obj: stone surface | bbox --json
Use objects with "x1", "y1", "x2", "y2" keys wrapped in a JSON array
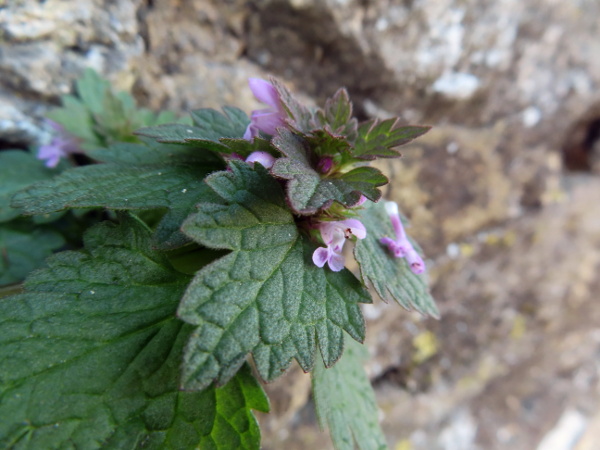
[{"x1": 1, "y1": 0, "x2": 600, "y2": 449}]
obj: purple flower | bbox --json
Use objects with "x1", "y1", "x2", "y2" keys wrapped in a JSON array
[
  {"x1": 37, "y1": 120, "x2": 80, "y2": 168},
  {"x1": 244, "y1": 78, "x2": 287, "y2": 140},
  {"x1": 316, "y1": 156, "x2": 333, "y2": 174},
  {"x1": 380, "y1": 201, "x2": 425, "y2": 274},
  {"x1": 245, "y1": 151, "x2": 276, "y2": 169},
  {"x1": 355, "y1": 194, "x2": 368, "y2": 207},
  {"x1": 312, "y1": 219, "x2": 367, "y2": 272}
]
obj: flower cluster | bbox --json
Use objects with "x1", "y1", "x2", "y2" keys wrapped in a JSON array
[
  {"x1": 312, "y1": 219, "x2": 367, "y2": 271},
  {"x1": 243, "y1": 78, "x2": 427, "y2": 274}
]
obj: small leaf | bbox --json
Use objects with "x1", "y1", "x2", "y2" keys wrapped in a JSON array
[
  {"x1": 314, "y1": 88, "x2": 358, "y2": 140},
  {"x1": 354, "y1": 201, "x2": 438, "y2": 317},
  {"x1": 353, "y1": 118, "x2": 430, "y2": 160},
  {"x1": 269, "y1": 77, "x2": 313, "y2": 133},
  {"x1": 0, "y1": 151, "x2": 56, "y2": 222},
  {"x1": 0, "y1": 215, "x2": 268, "y2": 449},
  {"x1": 312, "y1": 336, "x2": 388, "y2": 450},
  {"x1": 0, "y1": 222, "x2": 65, "y2": 285},
  {"x1": 178, "y1": 162, "x2": 370, "y2": 390},
  {"x1": 49, "y1": 69, "x2": 177, "y2": 151},
  {"x1": 272, "y1": 129, "x2": 387, "y2": 214}
]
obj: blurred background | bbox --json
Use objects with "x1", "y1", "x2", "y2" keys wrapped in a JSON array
[{"x1": 1, "y1": 1, "x2": 599, "y2": 448}]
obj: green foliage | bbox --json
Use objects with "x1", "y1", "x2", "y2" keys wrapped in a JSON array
[
  {"x1": 12, "y1": 143, "x2": 223, "y2": 250},
  {"x1": 314, "y1": 88, "x2": 358, "y2": 140},
  {"x1": 312, "y1": 336, "x2": 388, "y2": 450},
  {"x1": 354, "y1": 201, "x2": 438, "y2": 317},
  {"x1": 136, "y1": 107, "x2": 251, "y2": 155},
  {"x1": 47, "y1": 68, "x2": 177, "y2": 151},
  {"x1": 2, "y1": 70, "x2": 439, "y2": 450},
  {"x1": 0, "y1": 223, "x2": 65, "y2": 285},
  {"x1": 272, "y1": 129, "x2": 387, "y2": 214},
  {"x1": 269, "y1": 77, "x2": 313, "y2": 133},
  {"x1": 0, "y1": 150, "x2": 56, "y2": 222},
  {"x1": 0, "y1": 215, "x2": 268, "y2": 449},
  {"x1": 177, "y1": 162, "x2": 371, "y2": 390},
  {"x1": 353, "y1": 118, "x2": 430, "y2": 160}
]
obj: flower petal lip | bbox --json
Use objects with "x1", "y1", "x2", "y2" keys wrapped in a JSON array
[
  {"x1": 327, "y1": 251, "x2": 345, "y2": 272},
  {"x1": 246, "y1": 151, "x2": 276, "y2": 169},
  {"x1": 312, "y1": 247, "x2": 330, "y2": 268}
]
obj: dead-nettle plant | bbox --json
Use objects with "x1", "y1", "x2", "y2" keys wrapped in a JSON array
[{"x1": 0, "y1": 70, "x2": 438, "y2": 449}]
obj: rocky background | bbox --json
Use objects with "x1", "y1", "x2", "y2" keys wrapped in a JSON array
[{"x1": 2, "y1": 1, "x2": 600, "y2": 449}]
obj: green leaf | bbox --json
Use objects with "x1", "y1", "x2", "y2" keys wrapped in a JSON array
[
  {"x1": 312, "y1": 336, "x2": 388, "y2": 450},
  {"x1": 190, "y1": 107, "x2": 250, "y2": 140},
  {"x1": 272, "y1": 129, "x2": 387, "y2": 214},
  {"x1": 0, "y1": 222, "x2": 65, "y2": 285},
  {"x1": 269, "y1": 77, "x2": 313, "y2": 133},
  {"x1": 0, "y1": 151, "x2": 57, "y2": 222},
  {"x1": 0, "y1": 215, "x2": 268, "y2": 449},
  {"x1": 314, "y1": 88, "x2": 358, "y2": 140},
  {"x1": 353, "y1": 118, "x2": 430, "y2": 160},
  {"x1": 76, "y1": 68, "x2": 111, "y2": 115},
  {"x1": 354, "y1": 201, "x2": 438, "y2": 317},
  {"x1": 178, "y1": 161, "x2": 370, "y2": 390},
  {"x1": 48, "y1": 69, "x2": 177, "y2": 151},
  {"x1": 12, "y1": 154, "x2": 222, "y2": 250},
  {"x1": 86, "y1": 140, "x2": 223, "y2": 166},
  {"x1": 136, "y1": 107, "x2": 250, "y2": 154}
]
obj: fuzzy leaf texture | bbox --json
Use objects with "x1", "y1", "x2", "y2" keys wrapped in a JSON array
[
  {"x1": 314, "y1": 88, "x2": 358, "y2": 140},
  {"x1": 313, "y1": 336, "x2": 387, "y2": 450},
  {"x1": 12, "y1": 141, "x2": 223, "y2": 249},
  {"x1": 354, "y1": 201, "x2": 438, "y2": 317},
  {"x1": 272, "y1": 129, "x2": 387, "y2": 214},
  {"x1": 136, "y1": 107, "x2": 252, "y2": 155},
  {"x1": 353, "y1": 118, "x2": 431, "y2": 160},
  {"x1": 178, "y1": 161, "x2": 371, "y2": 390},
  {"x1": 0, "y1": 215, "x2": 269, "y2": 449}
]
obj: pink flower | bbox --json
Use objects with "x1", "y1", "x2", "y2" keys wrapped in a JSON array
[
  {"x1": 37, "y1": 120, "x2": 80, "y2": 168},
  {"x1": 243, "y1": 78, "x2": 287, "y2": 140},
  {"x1": 312, "y1": 219, "x2": 367, "y2": 272},
  {"x1": 380, "y1": 201, "x2": 425, "y2": 274},
  {"x1": 245, "y1": 151, "x2": 275, "y2": 169}
]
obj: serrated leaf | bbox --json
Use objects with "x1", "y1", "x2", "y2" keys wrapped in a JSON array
[
  {"x1": 0, "y1": 215, "x2": 268, "y2": 449},
  {"x1": 177, "y1": 161, "x2": 370, "y2": 390},
  {"x1": 313, "y1": 336, "x2": 388, "y2": 450},
  {"x1": 272, "y1": 129, "x2": 387, "y2": 214},
  {"x1": 136, "y1": 107, "x2": 250, "y2": 154},
  {"x1": 0, "y1": 151, "x2": 56, "y2": 222},
  {"x1": 12, "y1": 156, "x2": 222, "y2": 250},
  {"x1": 354, "y1": 201, "x2": 438, "y2": 317},
  {"x1": 269, "y1": 77, "x2": 313, "y2": 133},
  {"x1": 190, "y1": 107, "x2": 249, "y2": 140},
  {"x1": 353, "y1": 118, "x2": 430, "y2": 160},
  {"x1": 0, "y1": 223, "x2": 65, "y2": 285},
  {"x1": 314, "y1": 88, "x2": 358, "y2": 140}
]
